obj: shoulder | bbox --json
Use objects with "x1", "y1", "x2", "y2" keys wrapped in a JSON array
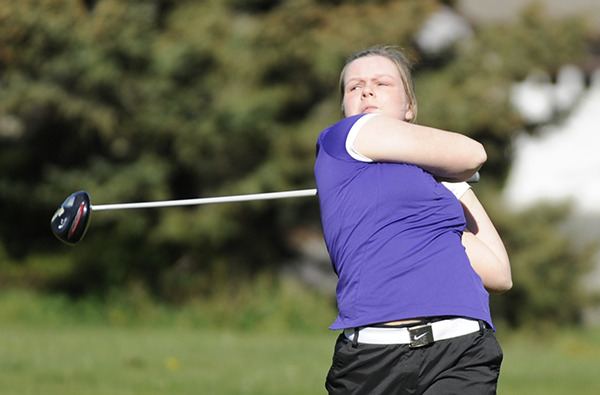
[
  {"x1": 318, "y1": 114, "x2": 376, "y2": 161},
  {"x1": 319, "y1": 114, "x2": 368, "y2": 139}
]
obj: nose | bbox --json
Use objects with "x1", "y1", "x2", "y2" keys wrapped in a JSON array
[{"x1": 362, "y1": 84, "x2": 374, "y2": 98}]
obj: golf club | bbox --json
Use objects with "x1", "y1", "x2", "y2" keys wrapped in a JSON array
[
  {"x1": 50, "y1": 188, "x2": 317, "y2": 245},
  {"x1": 50, "y1": 172, "x2": 480, "y2": 246}
]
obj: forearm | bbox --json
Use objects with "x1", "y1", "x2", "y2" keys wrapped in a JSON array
[
  {"x1": 406, "y1": 122, "x2": 486, "y2": 181},
  {"x1": 462, "y1": 231, "x2": 512, "y2": 293},
  {"x1": 460, "y1": 189, "x2": 512, "y2": 293}
]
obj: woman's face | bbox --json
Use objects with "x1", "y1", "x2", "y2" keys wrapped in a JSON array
[{"x1": 342, "y1": 55, "x2": 413, "y2": 121}]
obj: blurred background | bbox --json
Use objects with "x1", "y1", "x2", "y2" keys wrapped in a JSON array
[{"x1": 1, "y1": 0, "x2": 599, "y2": 394}]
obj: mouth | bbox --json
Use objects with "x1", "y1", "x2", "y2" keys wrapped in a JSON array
[{"x1": 361, "y1": 106, "x2": 379, "y2": 113}]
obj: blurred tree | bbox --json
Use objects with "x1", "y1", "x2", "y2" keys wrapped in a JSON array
[
  {"x1": 0, "y1": 0, "x2": 595, "y2": 327},
  {"x1": 486, "y1": 200, "x2": 596, "y2": 327}
]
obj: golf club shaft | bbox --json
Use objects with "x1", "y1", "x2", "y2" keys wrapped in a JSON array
[
  {"x1": 91, "y1": 188, "x2": 318, "y2": 211},
  {"x1": 90, "y1": 172, "x2": 479, "y2": 212}
]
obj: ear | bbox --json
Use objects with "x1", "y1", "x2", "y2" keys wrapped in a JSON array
[{"x1": 404, "y1": 108, "x2": 415, "y2": 121}]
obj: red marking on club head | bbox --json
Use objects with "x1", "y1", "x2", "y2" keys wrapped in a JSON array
[{"x1": 68, "y1": 201, "x2": 87, "y2": 239}]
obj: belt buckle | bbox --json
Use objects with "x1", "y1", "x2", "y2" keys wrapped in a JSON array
[{"x1": 408, "y1": 324, "x2": 434, "y2": 348}]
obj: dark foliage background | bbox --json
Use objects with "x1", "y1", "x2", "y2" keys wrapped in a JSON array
[{"x1": 0, "y1": 0, "x2": 596, "y2": 328}]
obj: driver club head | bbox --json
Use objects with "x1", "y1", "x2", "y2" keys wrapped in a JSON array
[{"x1": 51, "y1": 191, "x2": 92, "y2": 245}]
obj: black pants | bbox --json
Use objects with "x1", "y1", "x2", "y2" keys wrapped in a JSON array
[{"x1": 325, "y1": 328, "x2": 503, "y2": 395}]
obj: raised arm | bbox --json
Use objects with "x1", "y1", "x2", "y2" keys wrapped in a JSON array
[
  {"x1": 459, "y1": 189, "x2": 512, "y2": 293},
  {"x1": 353, "y1": 115, "x2": 486, "y2": 181}
]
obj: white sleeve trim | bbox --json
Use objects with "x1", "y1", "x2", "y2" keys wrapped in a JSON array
[
  {"x1": 441, "y1": 181, "x2": 471, "y2": 199},
  {"x1": 345, "y1": 113, "x2": 377, "y2": 162}
]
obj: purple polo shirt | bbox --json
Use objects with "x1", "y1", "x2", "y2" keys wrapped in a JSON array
[{"x1": 314, "y1": 114, "x2": 492, "y2": 330}]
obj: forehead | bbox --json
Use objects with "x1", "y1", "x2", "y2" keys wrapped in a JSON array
[{"x1": 344, "y1": 55, "x2": 401, "y2": 82}]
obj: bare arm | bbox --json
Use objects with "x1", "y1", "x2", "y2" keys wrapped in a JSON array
[
  {"x1": 353, "y1": 115, "x2": 486, "y2": 181},
  {"x1": 459, "y1": 189, "x2": 512, "y2": 293}
]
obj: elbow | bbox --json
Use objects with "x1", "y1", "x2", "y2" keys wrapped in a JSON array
[
  {"x1": 476, "y1": 143, "x2": 487, "y2": 169},
  {"x1": 497, "y1": 278, "x2": 513, "y2": 294},
  {"x1": 452, "y1": 143, "x2": 487, "y2": 182},
  {"x1": 486, "y1": 259, "x2": 513, "y2": 294},
  {"x1": 489, "y1": 275, "x2": 513, "y2": 294},
  {"x1": 469, "y1": 142, "x2": 487, "y2": 174}
]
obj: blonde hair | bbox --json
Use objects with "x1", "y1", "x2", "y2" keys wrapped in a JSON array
[{"x1": 339, "y1": 45, "x2": 418, "y2": 122}]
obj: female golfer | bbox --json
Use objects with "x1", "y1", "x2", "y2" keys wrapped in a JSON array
[{"x1": 314, "y1": 45, "x2": 511, "y2": 394}]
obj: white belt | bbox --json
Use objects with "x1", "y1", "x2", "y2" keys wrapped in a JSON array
[{"x1": 344, "y1": 318, "x2": 482, "y2": 347}]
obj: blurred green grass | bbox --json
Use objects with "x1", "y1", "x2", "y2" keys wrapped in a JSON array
[
  {"x1": 498, "y1": 328, "x2": 600, "y2": 395},
  {"x1": 1, "y1": 289, "x2": 600, "y2": 394},
  {"x1": 0, "y1": 326, "x2": 336, "y2": 395},
  {"x1": 2, "y1": 325, "x2": 600, "y2": 394}
]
